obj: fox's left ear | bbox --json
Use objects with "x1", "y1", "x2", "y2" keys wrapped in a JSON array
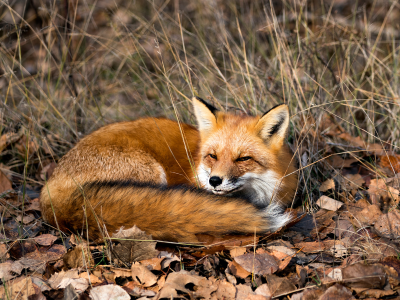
[
  {"x1": 255, "y1": 104, "x2": 290, "y2": 144},
  {"x1": 192, "y1": 97, "x2": 218, "y2": 139}
]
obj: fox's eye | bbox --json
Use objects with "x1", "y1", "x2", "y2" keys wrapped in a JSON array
[
  {"x1": 209, "y1": 154, "x2": 217, "y2": 159},
  {"x1": 236, "y1": 156, "x2": 252, "y2": 162}
]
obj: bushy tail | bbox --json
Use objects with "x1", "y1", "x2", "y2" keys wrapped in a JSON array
[{"x1": 41, "y1": 181, "x2": 291, "y2": 243}]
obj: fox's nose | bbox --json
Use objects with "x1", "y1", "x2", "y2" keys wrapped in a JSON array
[{"x1": 209, "y1": 176, "x2": 223, "y2": 187}]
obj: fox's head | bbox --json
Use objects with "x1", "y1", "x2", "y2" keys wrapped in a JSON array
[{"x1": 192, "y1": 97, "x2": 297, "y2": 207}]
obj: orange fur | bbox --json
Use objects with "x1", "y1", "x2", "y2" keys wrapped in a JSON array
[{"x1": 40, "y1": 97, "x2": 298, "y2": 242}]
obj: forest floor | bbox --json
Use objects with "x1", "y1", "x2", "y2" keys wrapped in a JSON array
[{"x1": 1, "y1": 0, "x2": 400, "y2": 299}]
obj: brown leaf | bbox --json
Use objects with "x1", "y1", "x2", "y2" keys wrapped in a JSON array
[
  {"x1": 131, "y1": 263, "x2": 158, "y2": 287},
  {"x1": 269, "y1": 250, "x2": 291, "y2": 271},
  {"x1": 320, "y1": 179, "x2": 335, "y2": 192},
  {"x1": 296, "y1": 241, "x2": 325, "y2": 253},
  {"x1": 342, "y1": 263, "x2": 386, "y2": 289},
  {"x1": 139, "y1": 257, "x2": 164, "y2": 271},
  {"x1": 0, "y1": 276, "x2": 36, "y2": 299},
  {"x1": 16, "y1": 214, "x2": 35, "y2": 224},
  {"x1": 352, "y1": 287, "x2": 396, "y2": 298},
  {"x1": 329, "y1": 156, "x2": 358, "y2": 168},
  {"x1": 375, "y1": 209, "x2": 400, "y2": 238},
  {"x1": 0, "y1": 131, "x2": 23, "y2": 153},
  {"x1": 48, "y1": 269, "x2": 79, "y2": 289},
  {"x1": 265, "y1": 274, "x2": 296, "y2": 297},
  {"x1": 25, "y1": 198, "x2": 41, "y2": 212},
  {"x1": 341, "y1": 174, "x2": 365, "y2": 191},
  {"x1": 354, "y1": 204, "x2": 382, "y2": 226},
  {"x1": 316, "y1": 196, "x2": 343, "y2": 211},
  {"x1": 18, "y1": 244, "x2": 67, "y2": 273},
  {"x1": 90, "y1": 285, "x2": 130, "y2": 300},
  {"x1": 380, "y1": 155, "x2": 400, "y2": 173},
  {"x1": 157, "y1": 271, "x2": 218, "y2": 299},
  {"x1": 34, "y1": 234, "x2": 57, "y2": 246},
  {"x1": 337, "y1": 133, "x2": 364, "y2": 148},
  {"x1": 79, "y1": 272, "x2": 102, "y2": 284},
  {"x1": 230, "y1": 246, "x2": 247, "y2": 258},
  {"x1": 0, "y1": 260, "x2": 23, "y2": 281},
  {"x1": 212, "y1": 280, "x2": 237, "y2": 299},
  {"x1": 368, "y1": 178, "x2": 399, "y2": 205},
  {"x1": 63, "y1": 245, "x2": 93, "y2": 269},
  {"x1": 320, "y1": 284, "x2": 354, "y2": 300},
  {"x1": 236, "y1": 284, "x2": 255, "y2": 300},
  {"x1": 112, "y1": 225, "x2": 158, "y2": 264},
  {"x1": 234, "y1": 253, "x2": 278, "y2": 275},
  {"x1": 228, "y1": 260, "x2": 251, "y2": 278},
  {"x1": 0, "y1": 170, "x2": 12, "y2": 194}
]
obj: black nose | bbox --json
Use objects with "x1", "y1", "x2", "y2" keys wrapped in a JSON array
[{"x1": 209, "y1": 176, "x2": 223, "y2": 187}]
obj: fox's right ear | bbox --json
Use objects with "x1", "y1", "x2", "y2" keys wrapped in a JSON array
[
  {"x1": 255, "y1": 104, "x2": 290, "y2": 145},
  {"x1": 192, "y1": 97, "x2": 218, "y2": 139}
]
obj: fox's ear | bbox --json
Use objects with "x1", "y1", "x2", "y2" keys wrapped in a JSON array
[
  {"x1": 255, "y1": 104, "x2": 290, "y2": 144},
  {"x1": 192, "y1": 97, "x2": 218, "y2": 138}
]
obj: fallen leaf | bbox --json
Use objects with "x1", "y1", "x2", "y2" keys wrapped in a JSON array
[
  {"x1": 213, "y1": 280, "x2": 236, "y2": 299},
  {"x1": 139, "y1": 257, "x2": 164, "y2": 271},
  {"x1": 341, "y1": 174, "x2": 365, "y2": 191},
  {"x1": 34, "y1": 234, "x2": 57, "y2": 246},
  {"x1": 112, "y1": 225, "x2": 158, "y2": 264},
  {"x1": 236, "y1": 284, "x2": 255, "y2": 300},
  {"x1": 380, "y1": 155, "x2": 400, "y2": 173},
  {"x1": 342, "y1": 263, "x2": 386, "y2": 289},
  {"x1": 63, "y1": 245, "x2": 93, "y2": 269},
  {"x1": 16, "y1": 214, "x2": 35, "y2": 224},
  {"x1": 269, "y1": 250, "x2": 291, "y2": 271},
  {"x1": 255, "y1": 284, "x2": 272, "y2": 298},
  {"x1": 366, "y1": 143, "x2": 386, "y2": 156},
  {"x1": 0, "y1": 276, "x2": 36, "y2": 299},
  {"x1": 234, "y1": 253, "x2": 278, "y2": 275},
  {"x1": 375, "y1": 209, "x2": 400, "y2": 238},
  {"x1": 354, "y1": 204, "x2": 382, "y2": 226},
  {"x1": 296, "y1": 241, "x2": 325, "y2": 253},
  {"x1": 79, "y1": 272, "x2": 102, "y2": 284},
  {"x1": 320, "y1": 284, "x2": 354, "y2": 300},
  {"x1": 89, "y1": 284, "x2": 130, "y2": 300},
  {"x1": 265, "y1": 274, "x2": 296, "y2": 297},
  {"x1": 0, "y1": 170, "x2": 12, "y2": 194},
  {"x1": 327, "y1": 268, "x2": 343, "y2": 280},
  {"x1": 330, "y1": 244, "x2": 348, "y2": 258},
  {"x1": 316, "y1": 196, "x2": 343, "y2": 211},
  {"x1": 329, "y1": 156, "x2": 358, "y2": 168},
  {"x1": 157, "y1": 270, "x2": 218, "y2": 299},
  {"x1": 230, "y1": 247, "x2": 247, "y2": 258},
  {"x1": 25, "y1": 198, "x2": 41, "y2": 212},
  {"x1": 0, "y1": 131, "x2": 23, "y2": 153},
  {"x1": 228, "y1": 260, "x2": 251, "y2": 278},
  {"x1": 57, "y1": 277, "x2": 89, "y2": 294},
  {"x1": 131, "y1": 263, "x2": 158, "y2": 287},
  {"x1": 320, "y1": 179, "x2": 336, "y2": 192},
  {"x1": 48, "y1": 269, "x2": 79, "y2": 289},
  {"x1": 17, "y1": 244, "x2": 66, "y2": 273},
  {"x1": 0, "y1": 260, "x2": 23, "y2": 281},
  {"x1": 337, "y1": 133, "x2": 364, "y2": 148}
]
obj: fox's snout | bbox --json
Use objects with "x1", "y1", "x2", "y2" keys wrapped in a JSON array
[{"x1": 209, "y1": 176, "x2": 223, "y2": 187}]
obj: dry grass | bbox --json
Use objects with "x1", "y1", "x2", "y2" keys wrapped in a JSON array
[{"x1": 1, "y1": 0, "x2": 400, "y2": 239}]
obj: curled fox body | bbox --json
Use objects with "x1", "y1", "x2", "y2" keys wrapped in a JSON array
[{"x1": 40, "y1": 97, "x2": 298, "y2": 242}]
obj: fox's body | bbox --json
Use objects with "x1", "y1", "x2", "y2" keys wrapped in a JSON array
[{"x1": 40, "y1": 98, "x2": 298, "y2": 242}]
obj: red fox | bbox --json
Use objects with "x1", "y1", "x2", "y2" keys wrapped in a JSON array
[{"x1": 40, "y1": 97, "x2": 298, "y2": 242}]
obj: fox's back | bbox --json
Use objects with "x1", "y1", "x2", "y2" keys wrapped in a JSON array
[{"x1": 40, "y1": 118, "x2": 199, "y2": 224}]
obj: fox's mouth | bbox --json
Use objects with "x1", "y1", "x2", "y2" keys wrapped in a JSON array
[{"x1": 211, "y1": 186, "x2": 241, "y2": 195}]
